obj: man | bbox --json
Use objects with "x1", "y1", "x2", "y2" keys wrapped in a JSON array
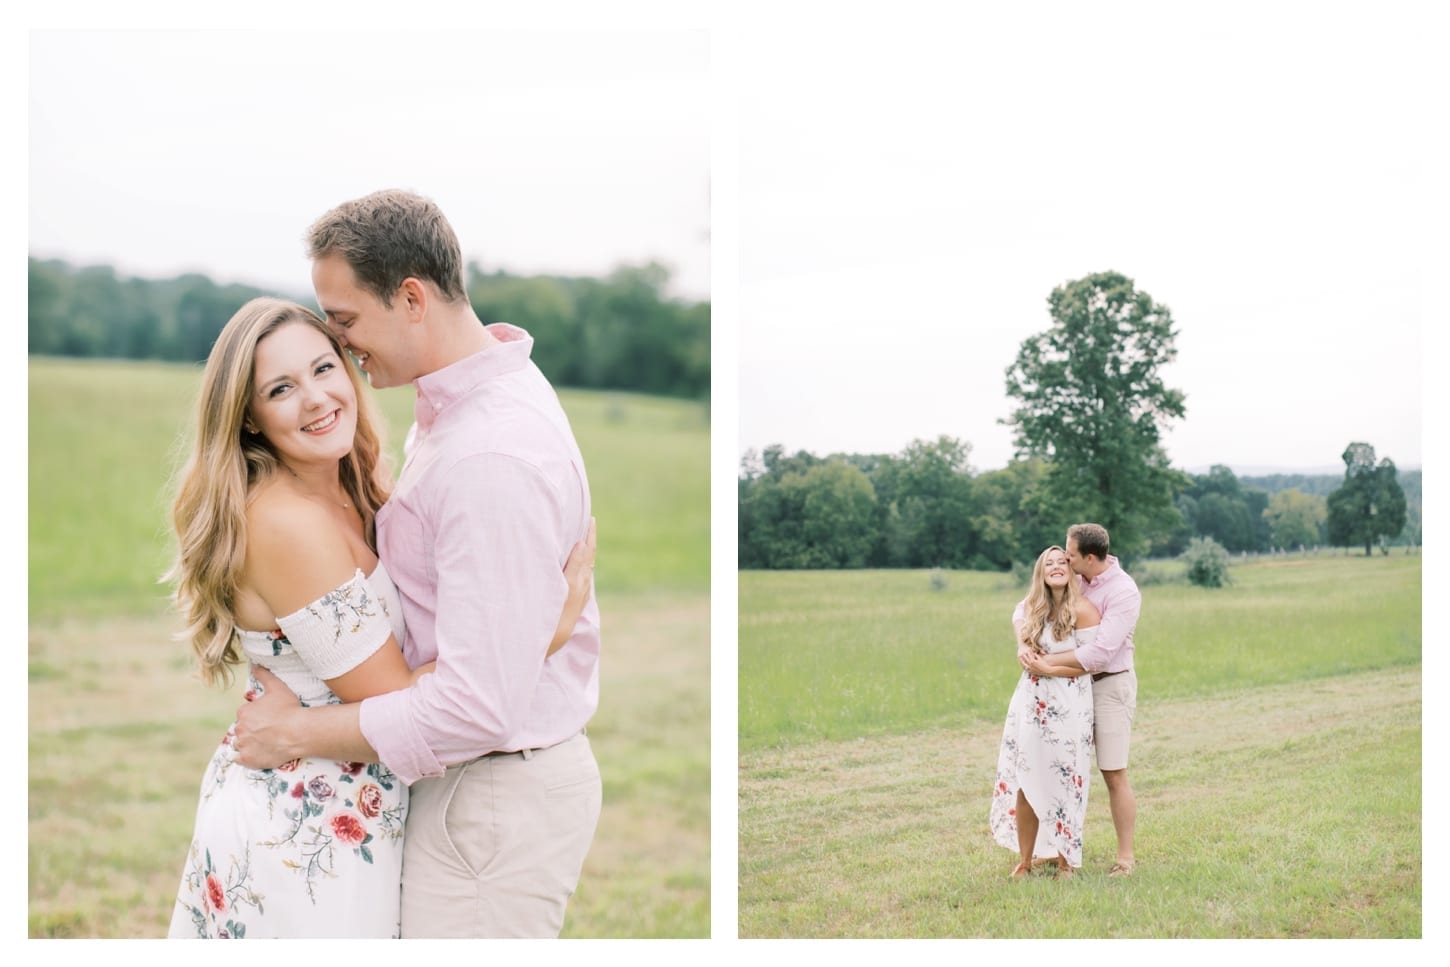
[
  {"x1": 233, "y1": 189, "x2": 602, "y2": 936},
  {"x1": 1019, "y1": 522, "x2": 1138, "y2": 876}
]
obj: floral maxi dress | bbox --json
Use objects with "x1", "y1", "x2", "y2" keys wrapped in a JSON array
[
  {"x1": 168, "y1": 566, "x2": 409, "y2": 939},
  {"x1": 988, "y1": 625, "x2": 1095, "y2": 868}
]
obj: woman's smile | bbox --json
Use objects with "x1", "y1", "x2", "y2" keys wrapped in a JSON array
[{"x1": 301, "y1": 409, "x2": 341, "y2": 434}]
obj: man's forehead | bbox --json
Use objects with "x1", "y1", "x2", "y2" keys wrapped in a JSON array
[{"x1": 315, "y1": 296, "x2": 361, "y2": 320}]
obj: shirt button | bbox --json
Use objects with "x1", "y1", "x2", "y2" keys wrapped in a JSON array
[{"x1": 433, "y1": 403, "x2": 442, "y2": 411}]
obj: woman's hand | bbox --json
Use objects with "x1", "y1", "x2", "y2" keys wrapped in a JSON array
[
  {"x1": 1024, "y1": 651, "x2": 1049, "y2": 676},
  {"x1": 548, "y1": 517, "x2": 597, "y2": 656},
  {"x1": 1016, "y1": 643, "x2": 1038, "y2": 671}
]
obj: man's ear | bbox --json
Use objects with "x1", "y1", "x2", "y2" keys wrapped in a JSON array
[{"x1": 398, "y1": 277, "x2": 429, "y2": 323}]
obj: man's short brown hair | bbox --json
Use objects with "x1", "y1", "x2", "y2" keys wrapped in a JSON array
[
  {"x1": 1067, "y1": 523, "x2": 1110, "y2": 561},
  {"x1": 306, "y1": 189, "x2": 467, "y2": 307}
]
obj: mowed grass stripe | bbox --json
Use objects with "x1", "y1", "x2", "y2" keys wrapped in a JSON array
[
  {"x1": 739, "y1": 556, "x2": 1421, "y2": 751},
  {"x1": 738, "y1": 665, "x2": 1420, "y2": 938},
  {"x1": 29, "y1": 590, "x2": 710, "y2": 938}
]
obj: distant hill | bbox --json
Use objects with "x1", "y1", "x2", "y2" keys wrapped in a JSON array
[
  {"x1": 1236, "y1": 469, "x2": 1421, "y2": 500},
  {"x1": 1186, "y1": 465, "x2": 1420, "y2": 478},
  {"x1": 1186, "y1": 465, "x2": 1343, "y2": 477}
]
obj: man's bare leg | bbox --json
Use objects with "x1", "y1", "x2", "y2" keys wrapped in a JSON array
[{"x1": 1101, "y1": 767, "x2": 1136, "y2": 874}]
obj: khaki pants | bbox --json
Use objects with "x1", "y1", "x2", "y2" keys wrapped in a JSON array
[{"x1": 400, "y1": 731, "x2": 602, "y2": 938}]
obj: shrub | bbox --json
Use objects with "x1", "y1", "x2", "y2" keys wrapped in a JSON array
[
  {"x1": 1010, "y1": 560, "x2": 1032, "y2": 588},
  {"x1": 1132, "y1": 560, "x2": 1186, "y2": 587},
  {"x1": 1181, "y1": 537, "x2": 1232, "y2": 588},
  {"x1": 929, "y1": 568, "x2": 949, "y2": 592}
]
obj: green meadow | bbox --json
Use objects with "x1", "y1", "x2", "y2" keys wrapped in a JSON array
[
  {"x1": 28, "y1": 356, "x2": 710, "y2": 938},
  {"x1": 738, "y1": 556, "x2": 1422, "y2": 938}
]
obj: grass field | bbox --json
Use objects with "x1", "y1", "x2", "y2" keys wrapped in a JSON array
[
  {"x1": 738, "y1": 556, "x2": 1422, "y2": 938},
  {"x1": 27, "y1": 356, "x2": 710, "y2": 938}
]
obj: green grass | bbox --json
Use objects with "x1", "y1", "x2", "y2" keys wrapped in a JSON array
[
  {"x1": 28, "y1": 356, "x2": 708, "y2": 619},
  {"x1": 27, "y1": 356, "x2": 709, "y2": 938},
  {"x1": 739, "y1": 555, "x2": 1421, "y2": 751},
  {"x1": 739, "y1": 668, "x2": 1421, "y2": 938},
  {"x1": 738, "y1": 559, "x2": 1422, "y2": 938}
]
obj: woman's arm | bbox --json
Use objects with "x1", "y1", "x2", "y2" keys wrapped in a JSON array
[
  {"x1": 393, "y1": 518, "x2": 594, "y2": 682},
  {"x1": 245, "y1": 493, "x2": 417, "y2": 704},
  {"x1": 1027, "y1": 651, "x2": 1087, "y2": 677},
  {"x1": 1014, "y1": 619, "x2": 1041, "y2": 671},
  {"x1": 547, "y1": 517, "x2": 596, "y2": 657},
  {"x1": 1027, "y1": 600, "x2": 1098, "y2": 677}
]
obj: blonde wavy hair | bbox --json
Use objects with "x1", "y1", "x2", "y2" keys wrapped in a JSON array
[
  {"x1": 166, "y1": 297, "x2": 392, "y2": 686},
  {"x1": 1017, "y1": 545, "x2": 1083, "y2": 649}
]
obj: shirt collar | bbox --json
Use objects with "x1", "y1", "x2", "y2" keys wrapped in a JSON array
[
  {"x1": 413, "y1": 323, "x2": 534, "y2": 430},
  {"x1": 1082, "y1": 555, "x2": 1121, "y2": 587}
]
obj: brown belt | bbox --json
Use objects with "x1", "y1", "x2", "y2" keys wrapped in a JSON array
[
  {"x1": 481, "y1": 747, "x2": 536, "y2": 760},
  {"x1": 1092, "y1": 669, "x2": 1128, "y2": 682},
  {"x1": 478, "y1": 729, "x2": 586, "y2": 761}
]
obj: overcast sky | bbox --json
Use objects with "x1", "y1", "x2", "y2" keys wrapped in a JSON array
[
  {"x1": 736, "y1": 6, "x2": 1436, "y2": 475},
  {"x1": 28, "y1": 27, "x2": 710, "y2": 302}
]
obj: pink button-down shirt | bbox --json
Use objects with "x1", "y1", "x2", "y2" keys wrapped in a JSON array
[
  {"x1": 358, "y1": 324, "x2": 599, "y2": 784},
  {"x1": 1012, "y1": 555, "x2": 1139, "y2": 675}
]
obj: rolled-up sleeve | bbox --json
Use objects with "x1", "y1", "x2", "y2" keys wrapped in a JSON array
[{"x1": 358, "y1": 452, "x2": 569, "y2": 784}]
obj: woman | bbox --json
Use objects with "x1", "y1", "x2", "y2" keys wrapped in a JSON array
[
  {"x1": 988, "y1": 545, "x2": 1098, "y2": 879},
  {"x1": 164, "y1": 298, "x2": 594, "y2": 938}
]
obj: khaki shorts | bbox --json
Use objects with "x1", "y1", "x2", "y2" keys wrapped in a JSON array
[{"x1": 1092, "y1": 668, "x2": 1137, "y2": 772}]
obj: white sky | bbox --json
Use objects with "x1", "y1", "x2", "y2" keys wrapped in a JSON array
[
  {"x1": 27, "y1": 26, "x2": 710, "y2": 301},
  {"x1": 736, "y1": 5, "x2": 1440, "y2": 474}
]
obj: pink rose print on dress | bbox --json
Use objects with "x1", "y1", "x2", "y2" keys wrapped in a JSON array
[
  {"x1": 356, "y1": 784, "x2": 383, "y2": 819},
  {"x1": 329, "y1": 812, "x2": 368, "y2": 845},
  {"x1": 205, "y1": 874, "x2": 227, "y2": 913}
]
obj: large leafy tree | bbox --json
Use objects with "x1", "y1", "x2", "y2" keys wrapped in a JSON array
[
  {"x1": 1263, "y1": 488, "x2": 1327, "y2": 550},
  {"x1": 1326, "y1": 442, "x2": 1407, "y2": 556},
  {"x1": 1002, "y1": 271, "x2": 1187, "y2": 559}
]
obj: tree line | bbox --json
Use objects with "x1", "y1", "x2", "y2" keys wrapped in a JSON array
[
  {"x1": 27, "y1": 257, "x2": 709, "y2": 400},
  {"x1": 738, "y1": 439, "x2": 1420, "y2": 571}
]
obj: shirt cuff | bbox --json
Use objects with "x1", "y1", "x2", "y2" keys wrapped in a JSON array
[
  {"x1": 1073, "y1": 644, "x2": 1107, "y2": 675},
  {"x1": 358, "y1": 688, "x2": 445, "y2": 786}
]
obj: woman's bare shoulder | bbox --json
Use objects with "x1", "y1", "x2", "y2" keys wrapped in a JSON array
[
  {"x1": 1076, "y1": 597, "x2": 1101, "y2": 628},
  {"x1": 244, "y1": 481, "x2": 355, "y2": 577},
  {"x1": 243, "y1": 483, "x2": 361, "y2": 616},
  {"x1": 247, "y1": 481, "x2": 334, "y2": 541}
]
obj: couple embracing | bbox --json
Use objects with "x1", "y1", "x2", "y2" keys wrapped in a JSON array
[
  {"x1": 989, "y1": 523, "x2": 1139, "y2": 880},
  {"x1": 166, "y1": 190, "x2": 602, "y2": 938}
]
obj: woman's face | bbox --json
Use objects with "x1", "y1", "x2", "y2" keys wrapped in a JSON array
[
  {"x1": 1042, "y1": 549, "x2": 1071, "y2": 589},
  {"x1": 249, "y1": 321, "x2": 358, "y2": 469}
]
